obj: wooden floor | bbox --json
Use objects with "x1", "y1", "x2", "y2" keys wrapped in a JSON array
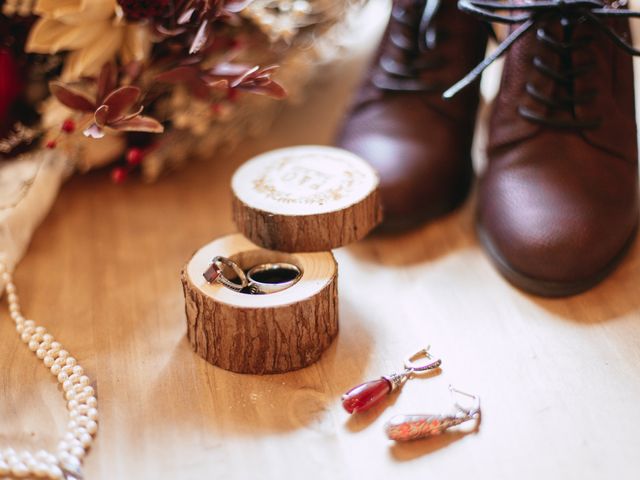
[{"x1": 2, "y1": 3, "x2": 640, "y2": 479}]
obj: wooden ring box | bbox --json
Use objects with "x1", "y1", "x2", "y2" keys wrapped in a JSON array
[{"x1": 181, "y1": 146, "x2": 382, "y2": 374}]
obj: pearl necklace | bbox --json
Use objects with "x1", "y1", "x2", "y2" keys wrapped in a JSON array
[{"x1": 1, "y1": 256, "x2": 98, "y2": 479}]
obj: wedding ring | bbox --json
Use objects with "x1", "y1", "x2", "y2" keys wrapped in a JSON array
[
  {"x1": 247, "y1": 262, "x2": 302, "y2": 294},
  {"x1": 203, "y1": 256, "x2": 248, "y2": 292}
]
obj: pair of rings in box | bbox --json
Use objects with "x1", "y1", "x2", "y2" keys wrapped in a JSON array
[
  {"x1": 181, "y1": 146, "x2": 383, "y2": 374},
  {"x1": 203, "y1": 256, "x2": 301, "y2": 294}
]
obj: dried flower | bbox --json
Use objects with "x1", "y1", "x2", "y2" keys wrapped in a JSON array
[
  {"x1": 49, "y1": 64, "x2": 163, "y2": 139},
  {"x1": 156, "y1": 62, "x2": 285, "y2": 100},
  {"x1": 25, "y1": 0, "x2": 151, "y2": 79},
  {"x1": 155, "y1": 0, "x2": 255, "y2": 54}
]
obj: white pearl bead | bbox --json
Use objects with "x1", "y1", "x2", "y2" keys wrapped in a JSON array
[
  {"x1": 57, "y1": 350, "x2": 69, "y2": 359},
  {"x1": 35, "y1": 326, "x2": 46, "y2": 334},
  {"x1": 9, "y1": 303, "x2": 20, "y2": 313},
  {"x1": 11, "y1": 311, "x2": 23, "y2": 321},
  {"x1": 49, "y1": 341, "x2": 62, "y2": 351},
  {"x1": 5, "y1": 283, "x2": 15, "y2": 293},
  {"x1": 65, "y1": 357, "x2": 77, "y2": 367},
  {"x1": 69, "y1": 446, "x2": 84, "y2": 458},
  {"x1": 64, "y1": 381, "x2": 75, "y2": 393},
  {"x1": 85, "y1": 420, "x2": 98, "y2": 434},
  {"x1": 1, "y1": 271, "x2": 11, "y2": 281},
  {"x1": 43, "y1": 356, "x2": 54, "y2": 368},
  {"x1": 28, "y1": 340, "x2": 40, "y2": 351},
  {"x1": 16, "y1": 322, "x2": 25, "y2": 333},
  {"x1": 67, "y1": 420, "x2": 78, "y2": 431},
  {"x1": 50, "y1": 364, "x2": 62, "y2": 375},
  {"x1": 23, "y1": 320, "x2": 35, "y2": 329},
  {"x1": 78, "y1": 433, "x2": 92, "y2": 448},
  {"x1": 7, "y1": 292, "x2": 18, "y2": 303},
  {"x1": 74, "y1": 392, "x2": 88, "y2": 403},
  {"x1": 0, "y1": 459, "x2": 9, "y2": 475},
  {"x1": 76, "y1": 415, "x2": 89, "y2": 426},
  {"x1": 68, "y1": 373, "x2": 81, "y2": 384},
  {"x1": 60, "y1": 365, "x2": 73, "y2": 376},
  {"x1": 85, "y1": 396, "x2": 98, "y2": 408},
  {"x1": 47, "y1": 347, "x2": 58, "y2": 360},
  {"x1": 83, "y1": 386, "x2": 94, "y2": 396},
  {"x1": 57, "y1": 441, "x2": 69, "y2": 452},
  {"x1": 42, "y1": 333, "x2": 54, "y2": 343},
  {"x1": 78, "y1": 375, "x2": 90, "y2": 386},
  {"x1": 86, "y1": 408, "x2": 98, "y2": 421},
  {"x1": 10, "y1": 462, "x2": 29, "y2": 477},
  {"x1": 49, "y1": 464, "x2": 63, "y2": 479},
  {"x1": 34, "y1": 450, "x2": 49, "y2": 461},
  {"x1": 57, "y1": 372, "x2": 69, "y2": 383},
  {"x1": 20, "y1": 331, "x2": 32, "y2": 342},
  {"x1": 54, "y1": 357, "x2": 66, "y2": 367},
  {"x1": 33, "y1": 462, "x2": 49, "y2": 477},
  {"x1": 58, "y1": 452, "x2": 80, "y2": 469},
  {"x1": 73, "y1": 384, "x2": 84, "y2": 394},
  {"x1": 65, "y1": 390, "x2": 76, "y2": 401},
  {"x1": 72, "y1": 366, "x2": 84, "y2": 376},
  {"x1": 36, "y1": 348, "x2": 48, "y2": 359},
  {"x1": 20, "y1": 451, "x2": 33, "y2": 462}
]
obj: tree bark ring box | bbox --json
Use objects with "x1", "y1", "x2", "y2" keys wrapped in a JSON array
[
  {"x1": 182, "y1": 234, "x2": 338, "y2": 374},
  {"x1": 182, "y1": 146, "x2": 382, "y2": 374}
]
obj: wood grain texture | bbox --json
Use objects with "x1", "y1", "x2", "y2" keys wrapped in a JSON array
[
  {"x1": 1, "y1": 3, "x2": 640, "y2": 480},
  {"x1": 181, "y1": 234, "x2": 339, "y2": 374}
]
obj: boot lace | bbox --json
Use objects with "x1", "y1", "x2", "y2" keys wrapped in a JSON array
[
  {"x1": 373, "y1": 0, "x2": 446, "y2": 92},
  {"x1": 443, "y1": 0, "x2": 640, "y2": 129}
]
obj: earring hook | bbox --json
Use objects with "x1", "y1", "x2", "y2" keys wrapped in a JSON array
[
  {"x1": 449, "y1": 385, "x2": 481, "y2": 417},
  {"x1": 403, "y1": 346, "x2": 442, "y2": 375}
]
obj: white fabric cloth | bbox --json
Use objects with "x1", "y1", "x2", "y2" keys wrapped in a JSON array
[{"x1": 0, "y1": 150, "x2": 69, "y2": 290}]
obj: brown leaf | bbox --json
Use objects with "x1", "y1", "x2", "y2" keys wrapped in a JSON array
[
  {"x1": 96, "y1": 63, "x2": 116, "y2": 104},
  {"x1": 239, "y1": 81, "x2": 286, "y2": 99},
  {"x1": 110, "y1": 115, "x2": 164, "y2": 133},
  {"x1": 94, "y1": 105, "x2": 110, "y2": 127},
  {"x1": 50, "y1": 81, "x2": 95, "y2": 112},
  {"x1": 102, "y1": 86, "x2": 141, "y2": 122},
  {"x1": 156, "y1": 66, "x2": 211, "y2": 99}
]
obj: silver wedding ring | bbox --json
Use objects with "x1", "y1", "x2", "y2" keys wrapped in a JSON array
[
  {"x1": 247, "y1": 262, "x2": 302, "y2": 294},
  {"x1": 203, "y1": 256, "x2": 248, "y2": 292}
]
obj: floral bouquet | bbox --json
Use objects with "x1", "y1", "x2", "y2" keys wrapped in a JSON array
[{"x1": 0, "y1": 0, "x2": 362, "y2": 181}]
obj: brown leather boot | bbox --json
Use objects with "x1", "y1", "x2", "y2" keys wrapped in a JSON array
[
  {"x1": 445, "y1": 0, "x2": 640, "y2": 296},
  {"x1": 336, "y1": 0, "x2": 488, "y2": 230}
]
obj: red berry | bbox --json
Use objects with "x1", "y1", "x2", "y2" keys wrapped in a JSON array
[
  {"x1": 126, "y1": 148, "x2": 145, "y2": 166},
  {"x1": 61, "y1": 119, "x2": 76, "y2": 133},
  {"x1": 46, "y1": 140, "x2": 57, "y2": 149},
  {"x1": 111, "y1": 167, "x2": 128, "y2": 184}
]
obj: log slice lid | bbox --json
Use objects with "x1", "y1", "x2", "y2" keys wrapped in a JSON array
[{"x1": 231, "y1": 145, "x2": 382, "y2": 252}]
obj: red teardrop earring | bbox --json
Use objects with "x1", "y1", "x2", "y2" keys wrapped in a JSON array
[{"x1": 341, "y1": 347, "x2": 442, "y2": 414}]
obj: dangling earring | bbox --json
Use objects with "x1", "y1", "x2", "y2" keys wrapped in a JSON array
[
  {"x1": 385, "y1": 385, "x2": 481, "y2": 441},
  {"x1": 341, "y1": 347, "x2": 442, "y2": 414}
]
